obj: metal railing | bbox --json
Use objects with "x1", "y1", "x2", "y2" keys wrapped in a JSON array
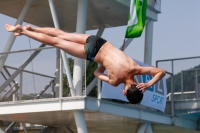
[
  {"x1": 156, "y1": 56, "x2": 200, "y2": 116},
  {"x1": 156, "y1": 56, "x2": 200, "y2": 101},
  {"x1": 0, "y1": 46, "x2": 57, "y2": 101}
]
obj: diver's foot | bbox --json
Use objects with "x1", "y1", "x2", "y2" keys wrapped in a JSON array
[
  {"x1": 24, "y1": 24, "x2": 32, "y2": 31},
  {"x1": 5, "y1": 24, "x2": 22, "y2": 32}
]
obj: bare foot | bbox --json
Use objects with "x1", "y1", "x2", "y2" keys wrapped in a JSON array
[
  {"x1": 24, "y1": 24, "x2": 33, "y2": 31},
  {"x1": 5, "y1": 24, "x2": 22, "y2": 32}
]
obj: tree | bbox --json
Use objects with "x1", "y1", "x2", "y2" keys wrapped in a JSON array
[{"x1": 63, "y1": 58, "x2": 98, "y2": 97}]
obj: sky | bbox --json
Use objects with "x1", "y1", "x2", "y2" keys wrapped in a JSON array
[{"x1": 0, "y1": 0, "x2": 200, "y2": 68}]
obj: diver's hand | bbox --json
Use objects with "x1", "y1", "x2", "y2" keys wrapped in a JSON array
[{"x1": 136, "y1": 83, "x2": 150, "y2": 93}]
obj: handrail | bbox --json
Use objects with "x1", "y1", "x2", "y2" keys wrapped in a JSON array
[
  {"x1": 0, "y1": 46, "x2": 54, "y2": 55},
  {"x1": 167, "y1": 91, "x2": 196, "y2": 97}
]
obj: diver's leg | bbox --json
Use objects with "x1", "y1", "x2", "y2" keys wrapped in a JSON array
[
  {"x1": 25, "y1": 24, "x2": 89, "y2": 44},
  {"x1": 5, "y1": 24, "x2": 87, "y2": 59}
]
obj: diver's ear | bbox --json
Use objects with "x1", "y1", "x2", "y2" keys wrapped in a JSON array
[{"x1": 123, "y1": 89, "x2": 127, "y2": 96}]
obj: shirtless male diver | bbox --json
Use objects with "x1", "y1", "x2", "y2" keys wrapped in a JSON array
[{"x1": 5, "y1": 24, "x2": 166, "y2": 104}]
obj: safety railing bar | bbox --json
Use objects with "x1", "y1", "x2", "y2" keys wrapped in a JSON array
[
  {"x1": 0, "y1": 46, "x2": 54, "y2": 55},
  {"x1": 181, "y1": 68, "x2": 200, "y2": 72},
  {"x1": 167, "y1": 91, "x2": 196, "y2": 97},
  {"x1": 4, "y1": 65, "x2": 55, "y2": 79},
  {"x1": 156, "y1": 56, "x2": 200, "y2": 63}
]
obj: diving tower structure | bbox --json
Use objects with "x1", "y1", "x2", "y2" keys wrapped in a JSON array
[{"x1": 0, "y1": 0, "x2": 199, "y2": 133}]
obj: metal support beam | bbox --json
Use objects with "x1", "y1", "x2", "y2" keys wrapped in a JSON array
[
  {"x1": 73, "y1": 0, "x2": 88, "y2": 96},
  {"x1": 96, "y1": 25, "x2": 105, "y2": 37},
  {"x1": 96, "y1": 26, "x2": 105, "y2": 100},
  {"x1": 34, "y1": 79, "x2": 55, "y2": 99},
  {"x1": 74, "y1": 111, "x2": 88, "y2": 133},
  {"x1": 0, "y1": 0, "x2": 33, "y2": 72},
  {"x1": 0, "y1": 44, "x2": 46, "y2": 93},
  {"x1": 119, "y1": 38, "x2": 134, "y2": 51},
  {"x1": 0, "y1": 71, "x2": 12, "y2": 88},
  {"x1": 48, "y1": 0, "x2": 88, "y2": 132},
  {"x1": 5, "y1": 122, "x2": 16, "y2": 132},
  {"x1": 135, "y1": 122, "x2": 153, "y2": 133},
  {"x1": 86, "y1": 78, "x2": 97, "y2": 95},
  {"x1": 48, "y1": 0, "x2": 61, "y2": 98},
  {"x1": 0, "y1": 83, "x2": 18, "y2": 101},
  {"x1": 136, "y1": 123, "x2": 147, "y2": 133},
  {"x1": 48, "y1": 0, "x2": 75, "y2": 96},
  {"x1": 74, "y1": 0, "x2": 89, "y2": 133},
  {"x1": 144, "y1": 20, "x2": 154, "y2": 65},
  {"x1": 145, "y1": 123, "x2": 153, "y2": 133}
]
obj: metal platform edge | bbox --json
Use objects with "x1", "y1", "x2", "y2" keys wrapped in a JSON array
[{"x1": 0, "y1": 97, "x2": 199, "y2": 130}]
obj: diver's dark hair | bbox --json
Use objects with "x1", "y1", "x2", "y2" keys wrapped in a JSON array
[{"x1": 126, "y1": 84, "x2": 143, "y2": 104}]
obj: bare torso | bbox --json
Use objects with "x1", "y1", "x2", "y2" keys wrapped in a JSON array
[{"x1": 94, "y1": 42, "x2": 139, "y2": 86}]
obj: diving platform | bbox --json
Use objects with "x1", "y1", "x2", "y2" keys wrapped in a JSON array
[
  {"x1": 0, "y1": 97, "x2": 199, "y2": 133},
  {"x1": 0, "y1": 0, "x2": 200, "y2": 133}
]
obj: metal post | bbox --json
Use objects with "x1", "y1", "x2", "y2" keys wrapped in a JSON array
[
  {"x1": 52, "y1": 80, "x2": 56, "y2": 98},
  {"x1": 171, "y1": 61, "x2": 174, "y2": 117},
  {"x1": 144, "y1": 20, "x2": 154, "y2": 65},
  {"x1": 96, "y1": 26, "x2": 105, "y2": 100},
  {"x1": 74, "y1": 0, "x2": 88, "y2": 133},
  {"x1": 59, "y1": 58, "x2": 63, "y2": 98},
  {"x1": 48, "y1": 0, "x2": 88, "y2": 132},
  {"x1": 195, "y1": 70, "x2": 198, "y2": 99},
  {"x1": 12, "y1": 85, "x2": 17, "y2": 102},
  {"x1": 73, "y1": 0, "x2": 88, "y2": 96},
  {"x1": 96, "y1": 25, "x2": 105, "y2": 37},
  {"x1": 181, "y1": 71, "x2": 183, "y2": 100},
  {"x1": 55, "y1": 49, "x2": 60, "y2": 98},
  {"x1": 48, "y1": 0, "x2": 61, "y2": 98},
  {"x1": 0, "y1": 0, "x2": 33, "y2": 72},
  {"x1": 48, "y1": 0, "x2": 75, "y2": 96},
  {"x1": 19, "y1": 72, "x2": 23, "y2": 100},
  {"x1": 74, "y1": 111, "x2": 88, "y2": 133},
  {"x1": 97, "y1": 67, "x2": 101, "y2": 100}
]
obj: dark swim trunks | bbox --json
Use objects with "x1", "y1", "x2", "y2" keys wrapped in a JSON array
[{"x1": 84, "y1": 35, "x2": 107, "y2": 61}]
